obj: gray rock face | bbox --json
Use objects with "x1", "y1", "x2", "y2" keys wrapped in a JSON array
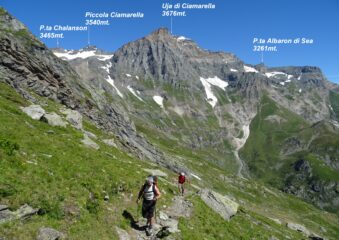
[
  {"x1": 41, "y1": 112, "x2": 67, "y2": 127},
  {"x1": 199, "y1": 188, "x2": 239, "y2": 221},
  {"x1": 36, "y1": 227, "x2": 65, "y2": 240},
  {"x1": 110, "y1": 28, "x2": 242, "y2": 89},
  {"x1": 21, "y1": 105, "x2": 46, "y2": 120}
]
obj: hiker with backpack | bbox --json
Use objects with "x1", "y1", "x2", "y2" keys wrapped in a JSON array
[
  {"x1": 178, "y1": 172, "x2": 188, "y2": 196},
  {"x1": 136, "y1": 176, "x2": 161, "y2": 236}
]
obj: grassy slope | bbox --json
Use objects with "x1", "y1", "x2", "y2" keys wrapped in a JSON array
[
  {"x1": 240, "y1": 94, "x2": 339, "y2": 212},
  {"x1": 330, "y1": 90, "x2": 339, "y2": 119},
  {"x1": 0, "y1": 82, "x2": 177, "y2": 239},
  {"x1": 0, "y1": 83, "x2": 338, "y2": 239}
]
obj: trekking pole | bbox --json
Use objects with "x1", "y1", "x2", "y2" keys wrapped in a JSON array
[{"x1": 154, "y1": 199, "x2": 157, "y2": 224}]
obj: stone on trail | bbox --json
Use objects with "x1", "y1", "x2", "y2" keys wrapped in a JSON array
[
  {"x1": 199, "y1": 188, "x2": 239, "y2": 221},
  {"x1": 41, "y1": 112, "x2": 67, "y2": 127},
  {"x1": 21, "y1": 105, "x2": 45, "y2": 120},
  {"x1": 115, "y1": 226, "x2": 130, "y2": 240},
  {"x1": 36, "y1": 227, "x2": 65, "y2": 240},
  {"x1": 159, "y1": 211, "x2": 169, "y2": 221}
]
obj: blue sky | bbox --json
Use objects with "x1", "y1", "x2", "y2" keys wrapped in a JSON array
[{"x1": 1, "y1": 0, "x2": 339, "y2": 83}]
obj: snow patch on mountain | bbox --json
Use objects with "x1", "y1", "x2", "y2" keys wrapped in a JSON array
[
  {"x1": 126, "y1": 74, "x2": 132, "y2": 77},
  {"x1": 298, "y1": 73, "x2": 302, "y2": 80},
  {"x1": 54, "y1": 50, "x2": 113, "y2": 61},
  {"x1": 330, "y1": 120, "x2": 339, "y2": 128},
  {"x1": 230, "y1": 68, "x2": 238, "y2": 72},
  {"x1": 106, "y1": 76, "x2": 123, "y2": 98},
  {"x1": 97, "y1": 54, "x2": 114, "y2": 61},
  {"x1": 200, "y1": 76, "x2": 228, "y2": 108},
  {"x1": 127, "y1": 86, "x2": 143, "y2": 101},
  {"x1": 265, "y1": 71, "x2": 286, "y2": 78},
  {"x1": 177, "y1": 36, "x2": 189, "y2": 41},
  {"x1": 101, "y1": 62, "x2": 112, "y2": 73},
  {"x1": 100, "y1": 61, "x2": 122, "y2": 98},
  {"x1": 233, "y1": 124, "x2": 250, "y2": 177},
  {"x1": 244, "y1": 65, "x2": 258, "y2": 73},
  {"x1": 153, "y1": 96, "x2": 164, "y2": 108}
]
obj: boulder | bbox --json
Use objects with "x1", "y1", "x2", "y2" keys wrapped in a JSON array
[
  {"x1": 0, "y1": 204, "x2": 38, "y2": 224},
  {"x1": 199, "y1": 188, "x2": 239, "y2": 221},
  {"x1": 81, "y1": 134, "x2": 100, "y2": 150},
  {"x1": 61, "y1": 108, "x2": 82, "y2": 129},
  {"x1": 166, "y1": 196, "x2": 193, "y2": 219},
  {"x1": 41, "y1": 113, "x2": 67, "y2": 127},
  {"x1": 83, "y1": 130, "x2": 97, "y2": 139},
  {"x1": 21, "y1": 105, "x2": 45, "y2": 120},
  {"x1": 143, "y1": 169, "x2": 168, "y2": 177},
  {"x1": 36, "y1": 227, "x2": 65, "y2": 240},
  {"x1": 102, "y1": 139, "x2": 117, "y2": 147}
]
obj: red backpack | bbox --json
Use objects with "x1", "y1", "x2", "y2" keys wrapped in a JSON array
[{"x1": 178, "y1": 175, "x2": 186, "y2": 184}]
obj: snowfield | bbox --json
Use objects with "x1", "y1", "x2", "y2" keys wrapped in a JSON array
[
  {"x1": 54, "y1": 50, "x2": 113, "y2": 61},
  {"x1": 200, "y1": 76, "x2": 228, "y2": 108},
  {"x1": 153, "y1": 96, "x2": 164, "y2": 108},
  {"x1": 244, "y1": 65, "x2": 258, "y2": 73},
  {"x1": 127, "y1": 86, "x2": 143, "y2": 101}
]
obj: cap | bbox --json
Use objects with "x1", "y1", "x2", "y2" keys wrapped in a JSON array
[{"x1": 146, "y1": 176, "x2": 154, "y2": 183}]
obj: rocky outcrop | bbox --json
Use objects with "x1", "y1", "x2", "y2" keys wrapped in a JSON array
[
  {"x1": 36, "y1": 227, "x2": 65, "y2": 240},
  {"x1": 199, "y1": 188, "x2": 239, "y2": 221}
]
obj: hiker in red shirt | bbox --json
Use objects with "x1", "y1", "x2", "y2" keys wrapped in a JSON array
[{"x1": 178, "y1": 172, "x2": 188, "y2": 196}]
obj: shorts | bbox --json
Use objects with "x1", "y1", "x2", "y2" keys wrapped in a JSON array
[{"x1": 142, "y1": 199, "x2": 156, "y2": 219}]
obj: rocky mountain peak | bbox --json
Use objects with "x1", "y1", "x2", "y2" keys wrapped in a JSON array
[{"x1": 149, "y1": 27, "x2": 171, "y2": 37}]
